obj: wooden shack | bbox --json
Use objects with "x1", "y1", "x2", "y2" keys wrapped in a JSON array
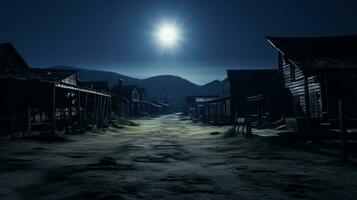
[
  {"x1": 185, "y1": 95, "x2": 220, "y2": 121},
  {"x1": 266, "y1": 36, "x2": 357, "y2": 128},
  {"x1": 0, "y1": 43, "x2": 111, "y2": 137},
  {"x1": 225, "y1": 69, "x2": 291, "y2": 125},
  {"x1": 137, "y1": 87, "x2": 149, "y2": 115},
  {"x1": 202, "y1": 96, "x2": 231, "y2": 124},
  {"x1": 111, "y1": 83, "x2": 142, "y2": 116},
  {"x1": 83, "y1": 81, "x2": 129, "y2": 118}
]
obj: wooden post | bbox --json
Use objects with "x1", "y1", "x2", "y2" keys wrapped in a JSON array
[
  {"x1": 107, "y1": 97, "x2": 111, "y2": 121},
  {"x1": 77, "y1": 90, "x2": 82, "y2": 130},
  {"x1": 222, "y1": 103, "x2": 225, "y2": 121},
  {"x1": 103, "y1": 96, "x2": 107, "y2": 120},
  {"x1": 320, "y1": 72, "x2": 329, "y2": 114},
  {"x1": 246, "y1": 117, "x2": 252, "y2": 136},
  {"x1": 98, "y1": 95, "x2": 102, "y2": 127},
  {"x1": 84, "y1": 92, "x2": 88, "y2": 120},
  {"x1": 208, "y1": 104, "x2": 210, "y2": 122},
  {"x1": 99, "y1": 95, "x2": 101, "y2": 121},
  {"x1": 27, "y1": 105, "x2": 31, "y2": 137},
  {"x1": 99, "y1": 96, "x2": 102, "y2": 121},
  {"x1": 102, "y1": 96, "x2": 107, "y2": 124},
  {"x1": 304, "y1": 76, "x2": 310, "y2": 117},
  {"x1": 94, "y1": 94, "x2": 98, "y2": 125},
  {"x1": 338, "y1": 100, "x2": 348, "y2": 162},
  {"x1": 102, "y1": 96, "x2": 106, "y2": 122},
  {"x1": 39, "y1": 109, "x2": 43, "y2": 122},
  {"x1": 215, "y1": 103, "x2": 218, "y2": 123},
  {"x1": 51, "y1": 87, "x2": 56, "y2": 135},
  {"x1": 354, "y1": 73, "x2": 357, "y2": 117},
  {"x1": 303, "y1": 76, "x2": 312, "y2": 138}
]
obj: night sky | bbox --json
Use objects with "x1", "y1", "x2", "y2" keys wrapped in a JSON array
[{"x1": 1, "y1": 0, "x2": 357, "y2": 84}]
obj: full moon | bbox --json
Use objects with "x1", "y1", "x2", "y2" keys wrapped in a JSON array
[{"x1": 155, "y1": 23, "x2": 180, "y2": 47}]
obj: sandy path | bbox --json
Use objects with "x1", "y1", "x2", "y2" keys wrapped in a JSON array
[{"x1": 0, "y1": 113, "x2": 357, "y2": 200}]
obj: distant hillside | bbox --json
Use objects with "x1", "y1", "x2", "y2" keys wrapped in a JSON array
[
  {"x1": 142, "y1": 75, "x2": 199, "y2": 108},
  {"x1": 201, "y1": 79, "x2": 226, "y2": 96},
  {"x1": 49, "y1": 66, "x2": 225, "y2": 108}
]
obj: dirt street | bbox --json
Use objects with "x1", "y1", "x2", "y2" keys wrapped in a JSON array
[{"x1": 0, "y1": 114, "x2": 356, "y2": 200}]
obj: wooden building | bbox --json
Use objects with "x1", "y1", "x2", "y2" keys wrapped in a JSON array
[
  {"x1": 111, "y1": 94, "x2": 129, "y2": 118},
  {"x1": 266, "y1": 36, "x2": 357, "y2": 126},
  {"x1": 225, "y1": 69, "x2": 291, "y2": 125},
  {"x1": 0, "y1": 43, "x2": 111, "y2": 137},
  {"x1": 82, "y1": 81, "x2": 129, "y2": 118},
  {"x1": 185, "y1": 95, "x2": 220, "y2": 121},
  {"x1": 111, "y1": 83, "x2": 140, "y2": 116},
  {"x1": 137, "y1": 87, "x2": 150, "y2": 115},
  {"x1": 202, "y1": 96, "x2": 231, "y2": 124},
  {"x1": 111, "y1": 81, "x2": 168, "y2": 116}
]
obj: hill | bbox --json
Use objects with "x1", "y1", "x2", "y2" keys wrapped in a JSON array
[{"x1": 49, "y1": 66, "x2": 225, "y2": 108}]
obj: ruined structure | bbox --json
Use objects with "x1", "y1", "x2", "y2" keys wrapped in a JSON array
[
  {"x1": 0, "y1": 43, "x2": 111, "y2": 137},
  {"x1": 267, "y1": 35, "x2": 357, "y2": 129},
  {"x1": 225, "y1": 69, "x2": 291, "y2": 126}
]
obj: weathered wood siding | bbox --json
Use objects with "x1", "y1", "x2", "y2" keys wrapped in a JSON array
[{"x1": 279, "y1": 53, "x2": 321, "y2": 117}]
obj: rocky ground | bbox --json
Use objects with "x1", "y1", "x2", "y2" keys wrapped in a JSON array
[{"x1": 0, "y1": 113, "x2": 357, "y2": 200}]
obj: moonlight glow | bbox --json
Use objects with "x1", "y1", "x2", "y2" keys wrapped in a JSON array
[{"x1": 155, "y1": 23, "x2": 181, "y2": 48}]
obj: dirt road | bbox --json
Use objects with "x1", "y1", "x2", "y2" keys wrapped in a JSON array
[{"x1": 0, "y1": 114, "x2": 356, "y2": 200}]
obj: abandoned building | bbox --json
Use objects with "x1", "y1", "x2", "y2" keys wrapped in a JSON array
[
  {"x1": 0, "y1": 43, "x2": 112, "y2": 137},
  {"x1": 201, "y1": 96, "x2": 231, "y2": 124},
  {"x1": 111, "y1": 83, "x2": 141, "y2": 116},
  {"x1": 82, "y1": 81, "x2": 130, "y2": 118},
  {"x1": 188, "y1": 70, "x2": 291, "y2": 126},
  {"x1": 111, "y1": 82, "x2": 166, "y2": 116},
  {"x1": 224, "y1": 69, "x2": 291, "y2": 126},
  {"x1": 267, "y1": 35, "x2": 357, "y2": 129},
  {"x1": 185, "y1": 95, "x2": 220, "y2": 121}
]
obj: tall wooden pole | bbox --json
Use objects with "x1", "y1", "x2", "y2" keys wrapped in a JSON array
[
  {"x1": 339, "y1": 100, "x2": 348, "y2": 162},
  {"x1": 99, "y1": 95, "x2": 103, "y2": 125},
  {"x1": 94, "y1": 94, "x2": 98, "y2": 126},
  {"x1": 102, "y1": 96, "x2": 106, "y2": 122},
  {"x1": 304, "y1": 76, "x2": 310, "y2": 117},
  {"x1": 77, "y1": 90, "x2": 82, "y2": 130},
  {"x1": 51, "y1": 87, "x2": 56, "y2": 135},
  {"x1": 84, "y1": 92, "x2": 88, "y2": 120},
  {"x1": 109, "y1": 97, "x2": 112, "y2": 120},
  {"x1": 215, "y1": 103, "x2": 218, "y2": 123},
  {"x1": 27, "y1": 105, "x2": 31, "y2": 137}
]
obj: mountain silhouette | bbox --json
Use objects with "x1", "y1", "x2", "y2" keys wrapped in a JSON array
[{"x1": 49, "y1": 66, "x2": 224, "y2": 107}]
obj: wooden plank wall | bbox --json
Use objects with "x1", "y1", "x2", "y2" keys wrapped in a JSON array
[{"x1": 280, "y1": 54, "x2": 321, "y2": 117}]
